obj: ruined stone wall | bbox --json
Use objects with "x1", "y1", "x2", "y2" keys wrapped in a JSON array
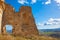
[
  {"x1": 1, "y1": 2, "x2": 39, "y2": 36},
  {"x1": 12, "y1": 6, "x2": 39, "y2": 36},
  {"x1": 1, "y1": 4, "x2": 15, "y2": 34}
]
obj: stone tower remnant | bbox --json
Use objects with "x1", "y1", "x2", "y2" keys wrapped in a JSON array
[{"x1": 0, "y1": 0, "x2": 39, "y2": 37}]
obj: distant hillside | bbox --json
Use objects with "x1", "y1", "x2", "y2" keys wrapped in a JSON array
[
  {"x1": 38, "y1": 28, "x2": 60, "y2": 38},
  {"x1": 6, "y1": 30, "x2": 12, "y2": 34},
  {"x1": 39, "y1": 28, "x2": 60, "y2": 32}
]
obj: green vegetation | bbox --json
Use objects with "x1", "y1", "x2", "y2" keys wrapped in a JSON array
[
  {"x1": 43, "y1": 32, "x2": 54, "y2": 34},
  {"x1": 0, "y1": 34, "x2": 59, "y2": 40}
]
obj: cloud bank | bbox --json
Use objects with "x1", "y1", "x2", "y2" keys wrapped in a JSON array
[
  {"x1": 37, "y1": 18, "x2": 60, "y2": 29},
  {"x1": 45, "y1": 18, "x2": 60, "y2": 25},
  {"x1": 37, "y1": 18, "x2": 60, "y2": 26},
  {"x1": 54, "y1": 0, "x2": 60, "y2": 6}
]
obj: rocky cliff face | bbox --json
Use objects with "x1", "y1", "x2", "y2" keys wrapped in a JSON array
[{"x1": 1, "y1": 2, "x2": 39, "y2": 37}]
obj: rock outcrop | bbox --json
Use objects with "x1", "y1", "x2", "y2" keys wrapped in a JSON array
[{"x1": 0, "y1": 0, "x2": 39, "y2": 37}]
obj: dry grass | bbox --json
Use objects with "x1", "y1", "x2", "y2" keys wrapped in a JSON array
[{"x1": 0, "y1": 34, "x2": 59, "y2": 40}]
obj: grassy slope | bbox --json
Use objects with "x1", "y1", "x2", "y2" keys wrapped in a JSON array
[{"x1": 0, "y1": 35, "x2": 59, "y2": 40}]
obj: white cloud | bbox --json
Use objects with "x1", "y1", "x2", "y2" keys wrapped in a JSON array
[
  {"x1": 18, "y1": 0, "x2": 37, "y2": 4},
  {"x1": 44, "y1": 0, "x2": 60, "y2": 6},
  {"x1": 18, "y1": 0, "x2": 29, "y2": 4},
  {"x1": 45, "y1": 0, "x2": 51, "y2": 5},
  {"x1": 37, "y1": 18, "x2": 60, "y2": 26},
  {"x1": 18, "y1": 0, "x2": 60, "y2": 5},
  {"x1": 54, "y1": 0, "x2": 60, "y2": 6},
  {"x1": 31, "y1": 0, "x2": 37, "y2": 4},
  {"x1": 47, "y1": 18, "x2": 60, "y2": 25},
  {"x1": 54, "y1": 0, "x2": 60, "y2": 4},
  {"x1": 37, "y1": 18, "x2": 60, "y2": 29}
]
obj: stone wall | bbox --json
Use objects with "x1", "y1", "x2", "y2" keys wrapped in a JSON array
[{"x1": 1, "y1": 2, "x2": 39, "y2": 37}]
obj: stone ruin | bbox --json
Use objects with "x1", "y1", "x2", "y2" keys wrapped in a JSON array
[{"x1": 0, "y1": 0, "x2": 39, "y2": 37}]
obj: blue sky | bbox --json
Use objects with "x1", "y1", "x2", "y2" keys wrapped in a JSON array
[{"x1": 5, "y1": 0, "x2": 60, "y2": 29}]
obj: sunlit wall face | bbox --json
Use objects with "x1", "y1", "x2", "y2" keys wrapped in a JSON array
[
  {"x1": 0, "y1": 7, "x2": 3, "y2": 33},
  {"x1": 1, "y1": 0, "x2": 4, "y2": 2}
]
